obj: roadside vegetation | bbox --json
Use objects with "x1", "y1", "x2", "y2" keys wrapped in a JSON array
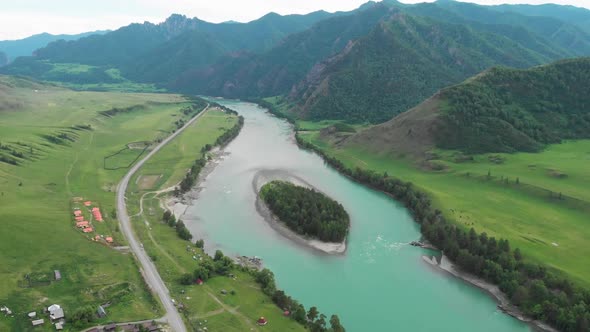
[{"x1": 260, "y1": 181, "x2": 350, "y2": 243}]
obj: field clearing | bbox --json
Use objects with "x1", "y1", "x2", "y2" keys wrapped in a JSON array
[
  {"x1": 125, "y1": 109, "x2": 306, "y2": 332},
  {"x1": 299, "y1": 131, "x2": 590, "y2": 288},
  {"x1": 136, "y1": 174, "x2": 162, "y2": 190},
  {"x1": 0, "y1": 76, "x2": 195, "y2": 331},
  {"x1": 133, "y1": 108, "x2": 238, "y2": 190}
]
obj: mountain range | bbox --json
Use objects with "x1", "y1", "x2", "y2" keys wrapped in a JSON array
[
  {"x1": 0, "y1": 31, "x2": 107, "y2": 64},
  {"x1": 2, "y1": 0, "x2": 590, "y2": 153}
]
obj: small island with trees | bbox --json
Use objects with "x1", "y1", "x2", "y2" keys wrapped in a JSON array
[{"x1": 259, "y1": 180, "x2": 350, "y2": 251}]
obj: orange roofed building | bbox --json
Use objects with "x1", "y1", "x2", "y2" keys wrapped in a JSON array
[
  {"x1": 76, "y1": 221, "x2": 89, "y2": 228},
  {"x1": 83, "y1": 227, "x2": 93, "y2": 233},
  {"x1": 92, "y1": 207, "x2": 103, "y2": 221}
]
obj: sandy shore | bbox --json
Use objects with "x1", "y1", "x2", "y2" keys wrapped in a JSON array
[
  {"x1": 253, "y1": 169, "x2": 348, "y2": 255},
  {"x1": 423, "y1": 255, "x2": 558, "y2": 332},
  {"x1": 164, "y1": 148, "x2": 229, "y2": 220}
]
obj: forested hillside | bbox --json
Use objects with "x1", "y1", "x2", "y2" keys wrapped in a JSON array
[
  {"x1": 490, "y1": 3, "x2": 590, "y2": 34},
  {"x1": 171, "y1": 3, "x2": 394, "y2": 96},
  {"x1": 426, "y1": 0, "x2": 590, "y2": 55},
  {"x1": 0, "y1": 12, "x2": 339, "y2": 85},
  {"x1": 437, "y1": 58, "x2": 590, "y2": 153},
  {"x1": 348, "y1": 58, "x2": 590, "y2": 156},
  {"x1": 289, "y1": 11, "x2": 562, "y2": 123}
]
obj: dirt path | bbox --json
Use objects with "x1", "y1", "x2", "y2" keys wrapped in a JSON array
[
  {"x1": 206, "y1": 291, "x2": 257, "y2": 330},
  {"x1": 192, "y1": 308, "x2": 226, "y2": 319}
]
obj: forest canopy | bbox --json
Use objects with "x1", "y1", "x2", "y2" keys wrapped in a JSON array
[{"x1": 259, "y1": 181, "x2": 350, "y2": 242}]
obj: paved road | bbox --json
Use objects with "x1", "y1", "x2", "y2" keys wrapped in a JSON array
[{"x1": 116, "y1": 105, "x2": 209, "y2": 332}]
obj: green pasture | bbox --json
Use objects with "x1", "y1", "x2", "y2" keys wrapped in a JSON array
[
  {"x1": 0, "y1": 76, "x2": 194, "y2": 331},
  {"x1": 298, "y1": 131, "x2": 590, "y2": 288}
]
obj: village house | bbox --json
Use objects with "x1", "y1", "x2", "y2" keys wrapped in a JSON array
[{"x1": 31, "y1": 318, "x2": 44, "y2": 326}]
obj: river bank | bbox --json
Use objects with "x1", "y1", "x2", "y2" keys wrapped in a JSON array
[
  {"x1": 164, "y1": 148, "x2": 229, "y2": 219},
  {"x1": 423, "y1": 255, "x2": 557, "y2": 332},
  {"x1": 253, "y1": 169, "x2": 347, "y2": 255},
  {"x1": 177, "y1": 100, "x2": 533, "y2": 331}
]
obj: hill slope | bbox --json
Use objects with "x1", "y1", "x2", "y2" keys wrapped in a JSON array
[
  {"x1": 348, "y1": 58, "x2": 590, "y2": 156},
  {"x1": 289, "y1": 11, "x2": 564, "y2": 124},
  {"x1": 171, "y1": 3, "x2": 394, "y2": 97}
]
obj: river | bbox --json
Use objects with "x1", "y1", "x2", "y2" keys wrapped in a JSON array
[{"x1": 182, "y1": 100, "x2": 531, "y2": 332}]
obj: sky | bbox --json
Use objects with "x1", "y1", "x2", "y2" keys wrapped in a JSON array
[{"x1": 1, "y1": 0, "x2": 590, "y2": 40}]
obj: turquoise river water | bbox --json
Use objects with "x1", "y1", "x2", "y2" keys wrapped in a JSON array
[{"x1": 183, "y1": 100, "x2": 531, "y2": 332}]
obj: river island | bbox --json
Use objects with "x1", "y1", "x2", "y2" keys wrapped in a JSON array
[{"x1": 258, "y1": 180, "x2": 350, "y2": 254}]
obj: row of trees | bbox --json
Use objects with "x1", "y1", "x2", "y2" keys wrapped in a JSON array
[
  {"x1": 260, "y1": 181, "x2": 350, "y2": 242},
  {"x1": 254, "y1": 268, "x2": 345, "y2": 332},
  {"x1": 176, "y1": 235, "x2": 346, "y2": 331},
  {"x1": 296, "y1": 134, "x2": 590, "y2": 332},
  {"x1": 175, "y1": 114, "x2": 244, "y2": 196},
  {"x1": 162, "y1": 211, "x2": 192, "y2": 241}
]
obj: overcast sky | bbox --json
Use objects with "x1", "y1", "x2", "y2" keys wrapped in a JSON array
[{"x1": 1, "y1": 0, "x2": 590, "y2": 40}]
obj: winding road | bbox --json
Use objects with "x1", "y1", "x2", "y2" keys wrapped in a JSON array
[{"x1": 116, "y1": 105, "x2": 209, "y2": 332}]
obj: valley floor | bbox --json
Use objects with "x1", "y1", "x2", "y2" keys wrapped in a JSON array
[
  {"x1": 298, "y1": 131, "x2": 590, "y2": 288},
  {"x1": 0, "y1": 77, "x2": 302, "y2": 331}
]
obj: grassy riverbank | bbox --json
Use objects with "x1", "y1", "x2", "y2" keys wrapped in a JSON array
[
  {"x1": 298, "y1": 130, "x2": 590, "y2": 288},
  {"x1": 0, "y1": 76, "x2": 201, "y2": 331},
  {"x1": 125, "y1": 109, "x2": 306, "y2": 332}
]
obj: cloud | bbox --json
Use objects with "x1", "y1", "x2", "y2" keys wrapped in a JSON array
[
  {"x1": 0, "y1": 12, "x2": 164, "y2": 40},
  {"x1": 1, "y1": 0, "x2": 590, "y2": 40}
]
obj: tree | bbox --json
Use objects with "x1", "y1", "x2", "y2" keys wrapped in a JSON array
[
  {"x1": 214, "y1": 250, "x2": 224, "y2": 261},
  {"x1": 330, "y1": 314, "x2": 345, "y2": 332},
  {"x1": 193, "y1": 266, "x2": 210, "y2": 281},
  {"x1": 307, "y1": 306, "x2": 319, "y2": 322},
  {"x1": 163, "y1": 210, "x2": 172, "y2": 222},
  {"x1": 215, "y1": 256, "x2": 234, "y2": 275},
  {"x1": 180, "y1": 273, "x2": 193, "y2": 285},
  {"x1": 195, "y1": 239, "x2": 205, "y2": 249},
  {"x1": 175, "y1": 220, "x2": 192, "y2": 241},
  {"x1": 512, "y1": 286, "x2": 529, "y2": 306},
  {"x1": 292, "y1": 304, "x2": 307, "y2": 324},
  {"x1": 71, "y1": 306, "x2": 95, "y2": 328}
]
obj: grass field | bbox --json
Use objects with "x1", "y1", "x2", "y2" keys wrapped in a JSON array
[
  {"x1": 0, "y1": 75, "x2": 196, "y2": 331},
  {"x1": 124, "y1": 109, "x2": 306, "y2": 332},
  {"x1": 298, "y1": 130, "x2": 590, "y2": 288}
]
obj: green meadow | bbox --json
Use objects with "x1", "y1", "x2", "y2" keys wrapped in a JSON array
[
  {"x1": 125, "y1": 109, "x2": 306, "y2": 331},
  {"x1": 0, "y1": 75, "x2": 196, "y2": 331},
  {"x1": 299, "y1": 131, "x2": 590, "y2": 288}
]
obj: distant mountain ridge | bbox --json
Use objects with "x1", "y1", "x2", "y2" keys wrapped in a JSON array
[
  {"x1": 2, "y1": 0, "x2": 590, "y2": 127},
  {"x1": 0, "y1": 31, "x2": 107, "y2": 63},
  {"x1": 171, "y1": 3, "x2": 396, "y2": 97}
]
